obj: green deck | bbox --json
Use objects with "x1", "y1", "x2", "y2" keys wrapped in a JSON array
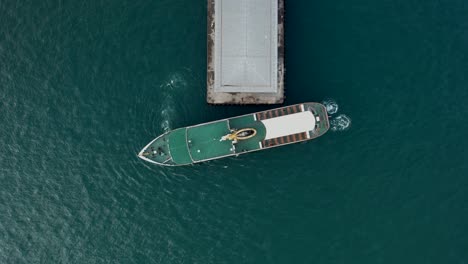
[
  {"x1": 167, "y1": 128, "x2": 192, "y2": 164},
  {"x1": 228, "y1": 115, "x2": 266, "y2": 152},
  {"x1": 187, "y1": 120, "x2": 234, "y2": 162}
]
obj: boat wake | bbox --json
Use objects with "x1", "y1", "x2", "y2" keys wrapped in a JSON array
[
  {"x1": 322, "y1": 99, "x2": 339, "y2": 115},
  {"x1": 322, "y1": 99, "x2": 351, "y2": 132},
  {"x1": 160, "y1": 108, "x2": 173, "y2": 132},
  {"x1": 163, "y1": 72, "x2": 188, "y2": 90},
  {"x1": 330, "y1": 114, "x2": 351, "y2": 132},
  {"x1": 159, "y1": 73, "x2": 188, "y2": 132}
]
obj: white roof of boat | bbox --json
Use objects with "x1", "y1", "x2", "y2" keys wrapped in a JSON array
[{"x1": 261, "y1": 111, "x2": 315, "y2": 140}]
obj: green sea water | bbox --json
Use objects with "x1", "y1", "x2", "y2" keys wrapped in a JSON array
[{"x1": 1, "y1": 0, "x2": 468, "y2": 263}]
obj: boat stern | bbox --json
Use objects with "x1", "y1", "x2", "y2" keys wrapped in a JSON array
[{"x1": 304, "y1": 102, "x2": 330, "y2": 138}]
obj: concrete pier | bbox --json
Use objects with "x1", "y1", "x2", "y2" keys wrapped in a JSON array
[{"x1": 207, "y1": 0, "x2": 284, "y2": 104}]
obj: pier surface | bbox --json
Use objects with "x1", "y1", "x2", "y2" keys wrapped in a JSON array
[{"x1": 207, "y1": 0, "x2": 284, "y2": 104}]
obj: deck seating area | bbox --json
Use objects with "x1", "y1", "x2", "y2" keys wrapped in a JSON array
[
  {"x1": 255, "y1": 104, "x2": 302, "y2": 121},
  {"x1": 261, "y1": 131, "x2": 309, "y2": 148}
]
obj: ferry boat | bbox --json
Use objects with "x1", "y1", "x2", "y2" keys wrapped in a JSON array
[{"x1": 138, "y1": 103, "x2": 329, "y2": 166}]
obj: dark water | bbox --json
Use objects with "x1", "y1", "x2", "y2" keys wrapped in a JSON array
[{"x1": 1, "y1": 0, "x2": 468, "y2": 263}]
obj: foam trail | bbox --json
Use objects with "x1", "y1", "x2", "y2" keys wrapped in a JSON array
[
  {"x1": 160, "y1": 108, "x2": 172, "y2": 132},
  {"x1": 163, "y1": 72, "x2": 187, "y2": 90},
  {"x1": 322, "y1": 99, "x2": 339, "y2": 115},
  {"x1": 330, "y1": 114, "x2": 351, "y2": 132},
  {"x1": 158, "y1": 73, "x2": 187, "y2": 132}
]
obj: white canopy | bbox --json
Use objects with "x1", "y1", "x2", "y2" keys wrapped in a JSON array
[{"x1": 261, "y1": 111, "x2": 315, "y2": 140}]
